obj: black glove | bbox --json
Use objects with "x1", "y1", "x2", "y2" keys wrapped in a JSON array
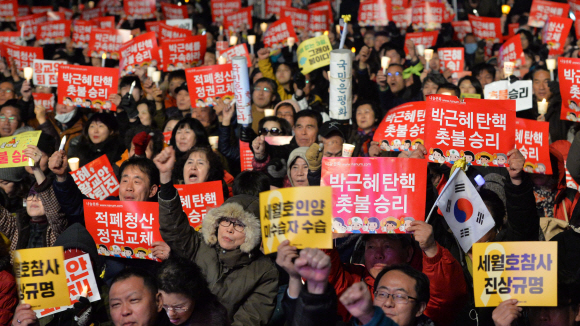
[
  {"x1": 119, "y1": 93, "x2": 138, "y2": 119},
  {"x1": 294, "y1": 71, "x2": 306, "y2": 90},
  {"x1": 240, "y1": 126, "x2": 257, "y2": 143},
  {"x1": 73, "y1": 296, "x2": 92, "y2": 326}
]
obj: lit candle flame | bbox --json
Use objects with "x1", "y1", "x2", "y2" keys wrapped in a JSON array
[{"x1": 81, "y1": 285, "x2": 88, "y2": 297}]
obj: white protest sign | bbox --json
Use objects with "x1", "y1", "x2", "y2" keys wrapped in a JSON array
[
  {"x1": 484, "y1": 80, "x2": 532, "y2": 112},
  {"x1": 166, "y1": 19, "x2": 193, "y2": 31}
]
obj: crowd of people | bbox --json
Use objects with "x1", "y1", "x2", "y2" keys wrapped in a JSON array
[{"x1": 0, "y1": 0, "x2": 578, "y2": 325}]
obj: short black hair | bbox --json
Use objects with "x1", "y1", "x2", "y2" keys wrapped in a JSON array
[
  {"x1": 258, "y1": 116, "x2": 292, "y2": 136},
  {"x1": 0, "y1": 99, "x2": 22, "y2": 123},
  {"x1": 123, "y1": 247, "x2": 133, "y2": 254},
  {"x1": 423, "y1": 73, "x2": 447, "y2": 88},
  {"x1": 294, "y1": 110, "x2": 322, "y2": 129},
  {"x1": 479, "y1": 188, "x2": 506, "y2": 231},
  {"x1": 157, "y1": 256, "x2": 214, "y2": 302},
  {"x1": 175, "y1": 146, "x2": 224, "y2": 184},
  {"x1": 438, "y1": 83, "x2": 460, "y2": 97},
  {"x1": 353, "y1": 100, "x2": 382, "y2": 128},
  {"x1": 119, "y1": 75, "x2": 142, "y2": 91},
  {"x1": 118, "y1": 156, "x2": 160, "y2": 190},
  {"x1": 457, "y1": 76, "x2": 483, "y2": 96},
  {"x1": 110, "y1": 268, "x2": 157, "y2": 297},
  {"x1": 472, "y1": 63, "x2": 496, "y2": 79},
  {"x1": 170, "y1": 117, "x2": 210, "y2": 155},
  {"x1": 83, "y1": 112, "x2": 119, "y2": 142},
  {"x1": 168, "y1": 70, "x2": 186, "y2": 84},
  {"x1": 374, "y1": 264, "x2": 430, "y2": 305},
  {"x1": 233, "y1": 171, "x2": 270, "y2": 196},
  {"x1": 380, "y1": 42, "x2": 405, "y2": 61}
]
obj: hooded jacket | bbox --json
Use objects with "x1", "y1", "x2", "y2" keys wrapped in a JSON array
[
  {"x1": 158, "y1": 185, "x2": 278, "y2": 326},
  {"x1": 287, "y1": 147, "x2": 310, "y2": 187}
]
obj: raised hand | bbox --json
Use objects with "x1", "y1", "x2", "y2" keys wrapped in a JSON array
[
  {"x1": 153, "y1": 147, "x2": 176, "y2": 184},
  {"x1": 294, "y1": 248, "x2": 331, "y2": 294},
  {"x1": 339, "y1": 282, "x2": 375, "y2": 324},
  {"x1": 252, "y1": 135, "x2": 266, "y2": 160}
]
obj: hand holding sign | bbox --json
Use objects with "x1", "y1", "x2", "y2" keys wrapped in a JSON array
[
  {"x1": 406, "y1": 221, "x2": 437, "y2": 258},
  {"x1": 12, "y1": 303, "x2": 38, "y2": 326},
  {"x1": 275, "y1": 240, "x2": 300, "y2": 279},
  {"x1": 48, "y1": 150, "x2": 68, "y2": 181},
  {"x1": 492, "y1": 299, "x2": 522, "y2": 326}
]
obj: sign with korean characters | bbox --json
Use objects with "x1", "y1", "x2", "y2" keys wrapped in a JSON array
[
  {"x1": 220, "y1": 44, "x2": 252, "y2": 67},
  {"x1": 297, "y1": 35, "x2": 331, "y2": 75},
  {"x1": 92, "y1": 16, "x2": 115, "y2": 29},
  {"x1": 145, "y1": 21, "x2": 163, "y2": 39},
  {"x1": 84, "y1": 200, "x2": 162, "y2": 261},
  {"x1": 528, "y1": 0, "x2": 569, "y2": 28},
  {"x1": 119, "y1": 32, "x2": 160, "y2": 76},
  {"x1": 260, "y1": 186, "x2": 332, "y2": 254},
  {"x1": 35, "y1": 253, "x2": 101, "y2": 318},
  {"x1": 321, "y1": 157, "x2": 427, "y2": 234},
  {"x1": 483, "y1": 80, "x2": 533, "y2": 112},
  {"x1": 33, "y1": 59, "x2": 62, "y2": 87},
  {"x1": 0, "y1": 31, "x2": 18, "y2": 43},
  {"x1": 266, "y1": 0, "x2": 291, "y2": 17},
  {"x1": 13, "y1": 246, "x2": 70, "y2": 310},
  {"x1": 81, "y1": 8, "x2": 103, "y2": 21},
  {"x1": 437, "y1": 47, "x2": 464, "y2": 74},
  {"x1": 308, "y1": 9, "x2": 328, "y2": 33},
  {"x1": 308, "y1": 1, "x2": 333, "y2": 25},
  {"x1": 16, "y1": 13, "x2": 47, "y2": 41},
  {"x1": 210, "y1": 0, "x2": 241, "y2": 22},
  {"x1": 46, "y1": 11, "x2": 66, "y2": 22},
  {"x1": 33, "y1": 93, "x2": 55, "y2": 112},
  {"x1": 558, "y1": 57, "x2": 580, "y2": 122},
  {"x1": 57, "y1": 65, "x2": 119, "y2": 111},
  {"x1": 161, "y1": 35, "x2": 206, "y2": 72},
  {"x1": 37, "y1": 20, "x2": 72, "y2": 45},
  {"x1": 263, "y1": 17, "x2": 298, "y2": 50},
  {"x1": 542, "y1": 16, "x2": 573, "y2": 56},
  {"x1": 185, "y1": 64, "x2": 234, "y2": 108},
  {"x1": 282, "y1": 7, "x2": 309, "y2": 34},
  {"x1": 392, "y1": 8, "x2": 412, "y2": 29},
  {"x1": 0, "y1": 0, "x2": 17, "y2": 22},
  {"x1": 373, "y1": 102, "x2": 425, "y2": 152},
  {"x1": 72, "y1": 21, "x2": 96, "y2": 48},
  {"x1": 175, "y1": 181, "x2": 225, "y2": 230},
  {"x1": 224, "y1": 7, "x2": 252, "y2": 32},
  {"x1": 88, "y1": 28, "x2": 132, "y2": 59},
  {"x1": 468, "y1": 14, "x2": 501, "y2": 41},
  {"x1": 0, "y1": 131, "x2": 40, "y2": 168},
  {"x1": 31, "y1": 6, "x2": 51, "y2": 14},
  {"x1": 240, "y1": 140, "x2": 253, "y2": 171},
  {"x1": 473, "y1": 241, "x2": 557, "y2": 307},
  {"x1": 124, "y1": 0, "x2": 154, "y2": 19},
  {"x1": 424, "y1": 98, "x2": 516, "y2": 167},
  {"x1": 59, "y1": 7, "x2": 73, "y2": 20},
  {"x1": 70, "y1": 155, "x2": 119, "y2": 200},
  {"x1": 4, "y1": 44, "x2": 44, "y2": 71},
  {"x1": 412, "y1": 2, "x2": 445, "y2": 30},
  {"x1": 515, "y1": 118, "x2": 552, "y2": 175},
  {"x1": 498, "y1": 34, "x2": 525, "y2": 69},
  {"x1": 166, "y1": 19, "x2": 193, "y2": 31},
  {"x1": 358, "y1": 0, "x2": 390, "y2": 27},
  {"x1": 160, "y1": 23, "x2": 191, "y2": 39},
  {"x1": 404, "y1": 32, "x2": 438, "y2": 55},
  {"x1": 161, "y1": 3, "x2": 188, "y2": 19}
]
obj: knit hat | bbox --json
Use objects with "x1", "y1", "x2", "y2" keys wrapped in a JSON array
[
  {"x1": 483, "y1": 173, "x2": 507, "y2": 208},
  {"x1": 0, "y1": 167, "x2": 26, "y2": 182},
  {"x1": 132, "y1": 131, "x2": 153, "y2": 156},
  {"x1": 274, "y1": 99, "x2": 300, "y2": 115},
  {"x1": 53, "y1": 223, "x2": 101, "y2": 271},
  {"x1": 36, "y1": 132, "x2": 56, "y2": 156}
]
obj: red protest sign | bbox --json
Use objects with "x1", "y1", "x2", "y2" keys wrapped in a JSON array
[
  {"x1": 308, "y1": 9, "x2": 328, "y2": 32},
  {"x1": 33, "y1": 93, "x2": 55, "y2": 112},
  {"x1": 266, "y1": 0, "x2": 291, "y2": 17},
  {"x1": 404, "y1": 31, "x2": 438, "y2": 55},
  {"x1": 72, "y1": 21, "x2": 96, "y2": 48},
  {"x1": 37, "y1": 20, "x2": 71, "y2": 45},
  {"x1": 119, "y1": 32, "x2": 160, "y2": 76},
  {"x1": 17, "y1": 6, "x2": 28, "y2": 17},
  {"x1": 392, "y1": 8, "x2": 412, "y2": 29},
  {"x1": 163, "y1": 131, "x2": 171, "y2": 145},
  {"x1": 210, "y1": 0, "x2": 241, "y2": 22},
  {"x1": 0, "y1": 0, "x2": 17, "y2": 22},
  {"x1": 282, "y1": 7, "x2": 309, "y2": 33},
  {"x1": 412, "y1": 2, "x2": 445, "y2": 30},
  {"x1": 240, "y1": 140, "x2": 254, "y2": 171},
  {"x1": 84, "y1": 200, "x2": 162, "y2": 261},
  {"x1": 81, "y1": 8, "x2": 103, "y2": 21},
  {"x1": 47, "y1": 11, "x2": 66, "y2": 21},
  {"x1": 58, "y1": 7, "x2": 73, "y2": 20},
  {"x1": 263, "y1": 17, "x2": 298, "y2": 50},
  {"x1": 92, "y1": 16, "x2": 115, "y2": 29},
  {"x1": 308, "y1": 1, "x2": 333, "y2": 25},
  {"x1": 0, "y1": 31, "x2": 18, "y2": 43},
  {"x1": 528, "y1": 0, "x2": 569, "y2": 28},
  {"x1": 498, "y1": 34, "x2": 525, "y2": 68},
  {"x1": 159, "y1": 23, "x2": 191, "y2": 39},
  {"x1": 4, "y1": 44, "x2": 43, "y2": 70},
  {"x1": 451, "y1": 20, "x2": 472, "y2": 41},
  {"x1": 373, "y1": 102, "x2": 426, "y2": 151},
  {"x1": 175, "y1": 181, "x2": 225, "y2": 230},
  {"x1": 424, "y1": 98, "x2": 516, "y2": 167},
  {"x1": 16, "y1": 13, "x2": 47, "y2": 41},
  {"x1": 70, "y1": 155, "x2": 119, "y2": 199},
  {"x1": 508, "y1": 23, "x2": 519, "y2": 36},
  {"x1": 88, "y1": 28, "x2": 132, "y2": 59},
  {"x1": 571, "y1": 0, "x2": 580, "y2": 13},
  {"x1": 161, "y1": 3, "x2": 188, "y2": 19},
  {"x1": 58, "y1": 65, "x2": 119, "y2": 111},
  {"x1": 31, "y1": 5, "x2": 51, "y2": 14},
  {"x1": 392, "y1": 0, "x2": 409, "y2": 9},
  {"x1": 185, "y1": 64, "x2": 234, "y2": 108},
  {"x1": 542, "y1": 16, "x2": 573, "y2": 55},
  {"x1": 216, "y1": 41, "x2": 228, "y2": 52},
  {"x1": 559, "y1": 57, "x2": 580, "y2": 122},
  {"x1": 124, "y1": 0, "x2": 155, "y2": 20},
  {"x1": 220, "y1": 44, "x2": 251, "y2": 67},
  {"x1": 358, "y1": 0, "x2": 390, "y2": 26},
  {"x1": 224, "y1": 6, "x2": 253, "y2": 33},
  {"x1": 320, "y1": 157, "x2": 428, "y2": 234},
  {"x1": 145, "y1": 21, "x2": 163, "y2": 39},
  {"x1": 438, "y1": 47, "x2": 464, "y2": 73},
  {"x1": 160, "y1": 35, "x2": 207, "y2": 72},
  {"x1": 468, "y1": 14, "x2": 501, "y2": 40},
  {"x1": 515, "y1": 118, "x2": 552, "y2": 175},
  {"x1": 33, "y1": 59, "x2": 63, "y2": 87}
]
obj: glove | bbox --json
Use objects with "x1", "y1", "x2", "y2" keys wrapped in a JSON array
[
  {"x1": 305, "y1": 143, "x2": 323, "y2": 172},
  {"x1": 133, "y1": 131, "x2": 153, "y2": 156},
  {"x1": 240, "y1": 126, "x2": 257, "y2": 143},
  {"x1": 119, "y1": 93, "x2": 138, "y2": 119},
  {"x1": 294, "y1": 71, "x2": 306, "y2": 90},
  {"x1": 267, "y1": 158, "x2": 287, "y2": 179},
  {"x1": 73, "y1": 296, "x2": 92, "y2": 326}
]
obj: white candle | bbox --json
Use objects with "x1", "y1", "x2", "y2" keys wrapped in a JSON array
[
  {"x1": 23, "y1": 67, "x2": 33, "y2": 81},
  {"x1": 219, "y1": 25, "x2": 223, "y2": 35},
  {"x1": 287, "y1": 37, "x2": 295, "y2": 48},
  {"x1": 381, "y1": 56, "x2": 390, "y2": 74},
  {"x1": 315, "y1": 31, "x2": 322, "y2": 37},
  {"x1": 230, "y1": 35, "x2": 238, "y2": 46},
  {"x1": 218, "y1": 55, "x2": 227, "y2": 64},
  {"x1": 503, "y1": 62, "x2": 515, "y2": 77},
  {"x1": 546, "y1": 58, "x2": 556, "y2": 80},
  {"x1": 101, "y1": 53, "x2": 106, "y2": 67},
  {"x1": 416, "y1": 44, "x2": 425, "y2": 56},
  {"x1": 260, "y1": 22, "x2": 268, "y2": 33},
  {"x1": 424, "y1": 49, "x2": 433, "y2": 61},
  {"x1": 538, "y1": 98, "x2": 548, "y2": 115},
  {"x1": 147, "y1": 67, "x2": 155, "y2": 78},
  {"x1": 68, "y1": 158, "x2": 79, "y2": 172},
  {"x1": 152, "y1": 71, "x2": 161, "y2": 87},
  {"x1": 248, "y1": 35, "x2": 256, "y2": 55},
  {"x1": 264, "y1": 109, "x2": 275, "y2": 117},
  {"x1": 335, "y1": 24, "x2": 340, "y2": 35}
]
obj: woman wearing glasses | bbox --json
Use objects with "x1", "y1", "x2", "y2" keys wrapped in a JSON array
[{"x1": 257, "y1": 117, "x2": 292, "y2": 138}]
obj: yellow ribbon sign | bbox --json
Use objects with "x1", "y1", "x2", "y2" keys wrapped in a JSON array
[
  {"x1": 13, "y1": 246, "x2": 71, "y2": 310},
  {"x1": 260, "y1": 186, "x2": 333, "y2": 254},
  {"x1": 297, "y1": 35, "x2": 332, "y2": 75},
  {"x1": 0, "y1": 130, "x2": 41, "y2": 168}
]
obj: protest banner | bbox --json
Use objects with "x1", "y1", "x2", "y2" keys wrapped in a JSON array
[
  {"x1": 0, "y1": 131, "x2": 40, "y2": 168},
  {"x1": 72, "y1": 20, "x2": 96, "y2": 48},
  {"x1": 14, "y1": 247, "x2": 70, "y2": 310},
  {"x1": 498, "y1": 34, "x2": 525, "y2": 69},
  {"x1": 297, "y1": 35, "x2": 332, "y2": 75},
  {"x1": 329, "y1": 50, "x2": 352, "y2": 120},
  {"x1": 308, "y1": 1, "x2": 333, "y2": 25},
  {"x1": 392, "y1": 0, "x2": 409, "y2": 9},
  {"x1": 4, "y1": 44, "x2": 44, "y2": 70},
  {"x1": 33, "y1": 93, "x2": 55, "y2": 112},
  {"x1": 404, "y1": 32, "x2": 438, "y2": 55},
  {"x1": 558, "y1": 57, "x2": 580, "y2": 122},
  {"x1": 412, "y1": 2, "x2": 445, "y2": 30},
  {"x1": 265, "y1": 0, "x2": 291, "y2": 17},
  {"x1": 58, "y1": 7, "x2": 73, "y2": 20},
  {"x1": 308, "y1": 9, "x2": 328, "y2": 33},
  {"x1": 159, "y1": 23, "x2": 191, "y2": 39},
  {"x1": 427, "y1": 94, "x2": 462, "y2": 103},
  {"x1": 57, "y1": 64, "x2": 119, "y2": 111},
  {"x1": 145, "y1": 20, "x2": 163, "y2": 39},
  {"x1": 265, "y1": 136, "x2": 293, "y2": 146},
  {"x1": 232, "y1": 56, "x2": 251, "y2": 124},
  {"x1": 163, "y1": 131, "x2": 172, "y2": 145},
  {"x1": 260, "y1": 186, "x2": 333, "y2": 254},
  {"x1": 528, "y1": 0, "x2": 569, "y2": 28},
  {"x1": 484, "y1": 80, "x2": 533, "y2": 112},
  {"x1": 358, "y1": 0, "x2": 390, "y2": 26},
  {"x1": 424, "y1": 98, "x2": 516, "y2": 167},
  {"x1": 17, "y1": 6, "x2": 28, "y2": 16},
  {"x1": 161, "y1": 3, "x2": 188, "y2": 19},
  {"x1": 373, "y1": 102, "x2": 425, "y2": 151},
  {"x1": 0, "y1": 31, "x2": 18, "y2": 43},
  {"x1": 70, "y1": 155, "x2": 120, "y2": 199},
  {"x1": 240, "y1": 140, "x2": 253, "y2": 171},
  {"x1": 282, "y1": 7, "x2": 309, "y2": 34},
  {"x1": 542, "y1": 16, "x2": 573, "y2": 56},
  {"x1": 119, "y1": 32, "x2": 160, "y2": 76},
  {"x1": 160, "y1": 35, "x2": 206, "y2": 72},
  {"x1": 124, "y1": 0, "x2": 154, "y2": 19},
  {"x1": 33, "y1": 59, "x2": 62, "y2": 87},
  {"x1": 468, "y1": 15, "x2": 501, "y2": 41},
  {"x1": 84, "y1": 200, "x2": 162, "y2": 261},
  {"x1": 451, "y1": 20, "x2": 472, "y2": 41},
  {"x1": 473, "y1": 241, "x2": 557, "y2": 307},
  {"x1": 31, "y1": 5, "x2": 51, "y2": 14},
  {"x1": 508, "y1": 23, "x2": 519, "y2": 36},
  {"x1": 35, "y1": 253, "x2": 101, "y2": 318},
  {"x1": 210, "y1": 0, "x2": 241, "y2": 22},
  {"x1": 320, "y1": 157, "x2": 427, "y2": 234},
  {"x1": 37, "y1": 20, "x2": 71, "y2": 45},
  {"x1": 437, "y1": 47, "x2": 464, "y2": 74},
  {"x1": 81, "y1": 8, "x2": 102, "y2": 21},
  {"x1": 224, "y1": 6, "x2": 253, "y2": 32},
  {"x1": 515, "y1": 118, "x2": 552, "y2": 175},
  {"x1": 17, "y1": 13, "x2": 47, "y2": 41},
  {"x1": 166, "y1": 19, "x2": 193, "y2": 31},
  {"x1": 175, "y1": 181, "x2": 225, "y2": 230},
  {"x1": 263, "y1": 17, "x2": 297, "y2": 50},
  {"x1": 88, "y1": 28, "x2": 132, "y2": 59},
  {"x1": 215, "y1": 41, "x2": 228, "y2": 53},
  {"x1": 185, "y1": 64, "x2": 234, "y2": 108},
  {"x1": 92, "y1": 16, "x2": 115, "y2": 29},
  {"x1": 392, "y1": 8, "x2": 413, "y2": 29},
  {"x1": 0, "y1": 0, "x2": 17, "y2": 22},
  {"x1": 220, "y1": 44, "x2": 252, "y2": 67},
  {"x1": 571, "y1": 0, "x2": 580, "y2": 13}
]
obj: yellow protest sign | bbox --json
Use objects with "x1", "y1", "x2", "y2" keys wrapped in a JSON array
[
  {"x1": 297, "y1": 35, "x2": 332, "y2": 75},
  {"x1": 13, "y1": 246, "x2": 71, "y2": 310},
  {"x1": 461, "y1": 93, "x2": 481, "y2": 99},
  {"x1": 472, "y1": 242, "x2": 557, "y2": 307},
  {"x1": 260, "y1": 186, "x2": 332, "y2": 254},
  {"x1": 0, "y1": 130, "x2": 41, "y2": 168}
]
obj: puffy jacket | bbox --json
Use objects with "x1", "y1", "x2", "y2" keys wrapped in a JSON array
[{"x1": 0, "y1": 265, "x2": 17, "y2": 325}]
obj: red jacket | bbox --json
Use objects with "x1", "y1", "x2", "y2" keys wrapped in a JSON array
[
  {"x1": 0, "y1": 270, "x2": 17, "y2": 326},
  {"x1": 327, "y1": 242, "x2": 468, "y2": 326}
]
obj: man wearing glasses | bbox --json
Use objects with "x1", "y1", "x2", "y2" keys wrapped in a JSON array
[
  {"x1": 250, "y1": 77, "x2": 278, "y2": 134},
  {"x1": 0, "y1": 100, "x2": 33, "y2": 137},
  {"x1": 0, "y1": 81, "x2": 15, "y2": 106},
  {"x1": 377, "y1": 64, "x2": 423, "y2": 116}
]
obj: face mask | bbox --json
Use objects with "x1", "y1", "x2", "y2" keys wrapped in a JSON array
[
  {"x1": 55, "y1": 109, "x2": 76, "y2": 124},
  {"x1": 465, "y1": 43, "x2": 478, "y2": 55}
]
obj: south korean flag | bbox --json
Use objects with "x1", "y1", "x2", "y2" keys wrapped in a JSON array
[{"x1": 437, "y1": 169, "x2": 496, "y2": 253}]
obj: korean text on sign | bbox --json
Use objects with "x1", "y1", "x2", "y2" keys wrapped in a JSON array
[
  {"x1": 437, "y1": 47, "x2": 464, "y2": 73},
  {"x1": 220, "y1": 44, "x2": 252, "y2": 67},
  {"x1": 468, "y1": 15, "x2": 501, "y2": 41},
  {"x1": 84, "y1": 200, "x2": 162, "y2": 261},
  {"x1": 473, "y1": 242, "x2": 557, "y2": 307},
  {"x1": 224, "y1": 6, "x2": 253, "y2": 32},
  {"x1": 57, "y1": 64, "x2": 119, "y2": 111},
  {"x1": 483, "y1": 80, "x2": 533, "y2": 112},
  {"x1": 13, "y1": 246, "x2": 70, "y2": 310},
  {"x1": 498, "y1": 34, "x2": 525, "y2": 68},
  {"x1": 297, "y1": 35, "x2": 332, "y2": 75},
  {"x1": 159, "y1": 23, "x2": 190, "y2": 40},
  {"x1": 266, "y1": 0, "x2": 291, "y2": 16},
  {"x1": 210, "y1": 0, "x2": 241, "y2": 22},
  {"x1": 404, "y1": 32, "x2": 438, "y2": 55},
  {"x1": 161, "y1": 3, "x2": 187, "y2": 19},
  {"x1": 185, "y1": 64, "x2": 234, "y2": 108},
  {"x1": 119, "y1": 32, "x2": 160, "y2": 76},
  {"x1": 528, "y1": 0, "x2": 569, "y2": 28},
  {"x1": 37, "y1": 20, "x2": 71, "y2": 45},
  {"x1": 33, "y1": 59, "x2": 63, "y2": 87},
  {"x1": 373, "y1": 101, "x2": 425, "y2": 151},
  {"x1": 558, "y1": 57, "x2": 580, "y2": 122},
  {"x1": 515, "y1": 118, "x2": 552, "y2": 175},
  {"x1": 451, "y1": 20, "x2": 472, "y2": 41},
  {"x1": 282, "y1": 7, "x2": 309, "y2": 33},
  {"x1": 263, "y1": 17, "x2": 298, "y2": 50},
  {"x1": 72, "y1": 20, "x2": 96, "y2": 48},
  {"x1": 88, "y1": 28, "x2": 132, "y2": 59},
  {"x1": 0, "y1": 131, "x2": 40, "y2": 168},
  {"x1": 357, "y1": 0, "x2": 389, "y2": 26},
  {"x1": 5, "y1": 44, "x2": 44, "y2": 70},
  {"x1": 320, "y1": 157, "x2": 427, "y2": 234},
  {"x1": 123, "y1": 0, "x2": 154, "y2": 19},
  {"x1": 175, "y1": 181, "x2": 225, "y2": 230},
  {"x1": 0, "y1": 0, "x2": 17, "y2": 22},
  {"x1": 161, "y1": 35, "x2": 206, "y2": 72},
  {"x1": 412, "y1": 2, "x2": 445, "y2": 30},
  {"x1": 70, "y1": 155, "x2": 120, "y2": 200},
  {"x1": 17, "y1": 13, "x2": 47, "y2": 40},
  {"x1": 33, "y1": 93, "x2": 55, "y2": 113},
  {"x1": 542, "y1": 16, "x2": 572, "y2": 55},
  {"x1": 260, "y1": 186, "x2": 332, "y2": 254},
  {"x1": 308, "y1": 10, "x2": 328, "y2": 33},
  {"x1": 239, "y1": 140, "x2": 254, "y2": 171},
  {"x1": 308, "y1": 1, "x2": 333, "y2": 24}
]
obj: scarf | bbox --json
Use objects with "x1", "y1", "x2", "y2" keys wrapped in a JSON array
[{"x1": 357, "y1": 126, "x2": 377, "y2": 157}]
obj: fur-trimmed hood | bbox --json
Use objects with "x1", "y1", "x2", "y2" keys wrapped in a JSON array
[{"x1": 201, "y1": 194, "x2": 261, "y2": 253}]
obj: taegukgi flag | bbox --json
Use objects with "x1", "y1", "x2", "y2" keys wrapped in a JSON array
[{"x1": 437, "y1": 169, "x2": 495, "y2": 253}]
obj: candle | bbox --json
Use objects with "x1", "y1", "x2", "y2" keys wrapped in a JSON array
[
  {"x1": 101, "y1": 53, "x2": 106, "y2": 67},
  {"x1": 287, "y1": 37, "x2": 295, "y2": 48},
  {"x1": 335, "y1": 24, "x2": 340, "y2": 35},
  {"x1": 501, "y1": 5, "x2": 511, "y2": 15},
  {"x1": 424, "y1": 49, "x2": 433, "y2": 61},
  {"x1": 68, "y1": 158, "x2": 80, "y2": 172},
  {"x1": 230, "y1": 35, "x2": 238, "y2": 46},
  {"x1": 20, "y1": 23, "x2": 24, "y2": 39},
  {"x1": 315, "y1": 32, "x2": 322, "y2": 37},
  {"x1": 546, "y1": 58, "x2": 556, "y2": 80},
  {"x1": 152, "y1": 71, "x2": 161, "y2": 87},
  {"x1": 323, "y1": 30, "x2": 328, "y2": 36},
  {"x1": 219, "y1": 25, "x2": 223, "y2": 35},
  {"x1": 147, "y1": 67, "x2": 155, "y2": 78},
  {"x1": 538, "y1": 98, "x2": 548, "y2": 115},
  {"x1": 264, "y1": 109, "x2": 275, "y2": 117},
  {"x1": 416, "y1": 44, "x2": 425, "y2": 56},
  {"x1": 248, "y1": 35, "x2": 256, "y2": 55},
  {"x1": 218, "y1": 55, "x2": 227, "y2": 65},
  {"x1": 381, "y1": 56, "x2": 390, "y2": 74},
  {"x1": 503, "y1": 62, "x2": 515, "y2": 77},
  {"x1": 260, "y1": 22, "x2": 268, "y2": 33},
  {"x1": 23, "y1": 67, "x2": 33, "y2": 81}
]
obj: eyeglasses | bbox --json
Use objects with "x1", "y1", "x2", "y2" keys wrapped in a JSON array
[
  {"x1": 0, "y1": 115, "x2": 17, "y2": 124},
  {"x1": 253, "y1": 87, "x2": 272, "y2": 93},
  {"x1": 374, "y1": 290, "x2": 417, "y2": 304},
  {"x1": 163, "y1": 306, "x2": 189, "y2": 313},
  {"x1": 0, "y1": 89, "x2": 13, "y2": 94},
  {"x1": 386, "y1": 72, "x2": 402, "y2": 77},
  {"x1": 219, "y1": 218, "x2": 245, "y2": 232},
  {"x1": 259, "y1": 127, "x2": 281, "y2": 135},
  {"x1": 26, "y1": 194, "x2": 40, "y2": 201}
]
